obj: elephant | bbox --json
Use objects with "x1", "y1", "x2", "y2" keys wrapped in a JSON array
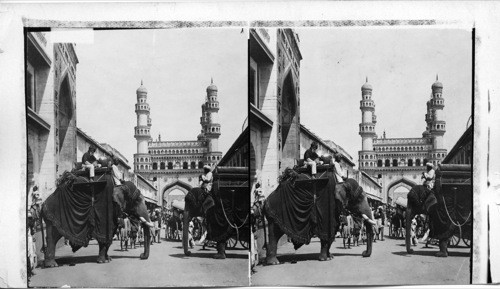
[
  {"x1": 41, "y1": 170, "x2": 153, "y2": 267},
  {"x1": 405, "y1": 184, "x2": 463, "y2": 257},
  {"x1": 263, "y1": 165, "x2": 377, "y2": 265},
  {"x1": 183, "y1": 184, "x2": 250, "y2": 259}
]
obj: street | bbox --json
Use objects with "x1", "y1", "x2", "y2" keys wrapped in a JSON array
[
  {"x1": 29, "y1": 230, "x2": 249, "y2": 287},
  {"x1": 251, "y1": 228, "x2": 471, "y2": 286}
]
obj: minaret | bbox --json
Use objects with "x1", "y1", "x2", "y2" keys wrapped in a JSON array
[
  {"x1": 359, "y1": 77, "x2": 377, "y2": 168},
  {"x1": 429, "y1": 75, "x2": 446, "y2": 164},
  {"x1": 134, "y1": 80, "x2": 152, "y2": 172},
  {"x1": 200, "y1": 79, "x2": 222, "y2": 166}
]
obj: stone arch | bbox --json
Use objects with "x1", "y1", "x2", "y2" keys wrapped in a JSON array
[
  {"x1": 387, "y1": 178, "x2": 417, "y2": 205},
  {"x1": 281, "y1": 67, "x2": 298, "y2": 156},
  {"x1": 162, "y1": 181, "x2": 193, "y2": 208}
]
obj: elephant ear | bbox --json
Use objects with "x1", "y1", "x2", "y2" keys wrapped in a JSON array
[
  {"x1": 113, "y1": 186, "x2": 127, "y2": 212},
  {"x1": 202, "y1": 195, "x2": 215, "y2": 214},
  {"x1": 424, "y1": 191, "x2": 438, "y2": 212}
]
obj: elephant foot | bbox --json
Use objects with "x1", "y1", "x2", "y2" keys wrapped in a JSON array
[
  {"x1": 97, "y1": 256, "x2": 107, "y2": 264},
  {"x1": 44, "y1": 259, "x2": 59, "y2": 268},
  {"x1": 406, "y1": 248, "x2": 414, "y2": 254},
  {"x1": 436, "y1": 251, "x2": 448, "y2": 257},
  {"x1": 319, "y1": 255, "x2": 332, "y2": 261},
  {"x1": 106, "y1": 255, "x2": 112, "y2": 262},
  {"x1": 140, "y1": 253, "x2": 149, "y2": 260},
  {"x1": 213, "y1": 253, "x2": 226, "y2": 259},
  {"x1": 362, "y1": 250, "x2": 372, "y2": 257},
  {"x1": 265, "y1": 256, "x2": 280, "y2": 265}
]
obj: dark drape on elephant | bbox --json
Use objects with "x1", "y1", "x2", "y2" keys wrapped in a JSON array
[
  {"x1": 265, "y1": 172, "x2": 337, "y2": 245},
  {"x1": 41, "y1": 172, "x2": 116, "y2": 248},
  {"x1": 206, "y1": 189, "x2": 249, "y2": 242}
]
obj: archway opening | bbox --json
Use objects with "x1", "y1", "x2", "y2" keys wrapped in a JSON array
[{"x1": 281, "y1": 71, "x2": 298, "y2": 168}]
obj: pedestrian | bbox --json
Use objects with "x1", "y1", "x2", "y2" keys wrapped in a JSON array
[
  {"x1": 156, "y1": 209, "x2": 162, "y2": 243},
  {"x1": 27, "y1": 184, "x2": 42, "y2": 277},
  {"x1": 372, "y1": 206, "x2": 378, "y2": 242},
  {"x1": 410, "y1": 216, "x2": 418, "y2": 246},
  {"x1": 304, "y1": 142, "x2": 323, "y2": 179},
  {"x1": 188, "y1": 219, "x2": 195, "y2": 249},
  {"x1": 375, "y1": 206, "x2": 385, "y2": 241}
]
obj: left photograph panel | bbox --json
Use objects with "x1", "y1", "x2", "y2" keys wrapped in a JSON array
[{"x1": 26, "y1": 28, "x2": 250, "y2": 287}]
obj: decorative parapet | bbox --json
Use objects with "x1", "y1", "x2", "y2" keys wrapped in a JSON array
[
  {"x1": 374, "y1": 138, "x2": 431, "y2": 145},
  {"x1": 149, "y1": 140, "x2": 205, "y2": 148}
]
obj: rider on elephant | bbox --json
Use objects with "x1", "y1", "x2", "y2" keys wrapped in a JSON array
[
  {"x1": 333, "y1": 153, "x2": 347, "y2": 207},
  {"x1": 304, "y1": 142, "x2": 323, "y2": 179},
  {"x1": 82, "y1": 146, "x2": 100, "y2": 182},
  {"x1": 421, "y1": 162, "x2": 436, "y2": 190},
  {"x1": 199, "y1": 165, "x2": 215, "y2": 212},
  {"x1": 200, "y1": 165, "x2": 213, "y2": 194}
]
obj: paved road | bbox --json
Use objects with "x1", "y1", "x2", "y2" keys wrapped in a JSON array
[
  {"x1": 29, "y1": 231, "x2": 249, "y2": 287},
  {"x1": 251, "y1": 231, "x2": 471, "y2": 286}
]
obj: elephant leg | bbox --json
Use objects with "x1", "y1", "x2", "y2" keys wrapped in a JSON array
[
  {"x1": 326, "y1": 240, "x2": 333, "y2": 259},
  {"x1": 43, "y1": 221, "x2": 62, "y2": 268},
  {"x1": 140, "y1": 223, "x2": 151, "y2": 259},
  {"x1": 213, "y1": 241, "x2": 226, "y2": 259},
  {"x1": 436, "y1": 239, "x2": 449, "y2": 257},
  {"x1": 97, "y1": 243, "x2": 108, "y2": 263},
  {"x1": 105, "y1": 243, "x2": 112, "y2": 262},
  {"x1": 265, "y1": 218, "x2": 283, "y2": 265},
  {"x1": 319, "y1": 239, "x2": 332, "y2": 261},
  {"x1": 362, "y1": 222, "x2": 374, "y2": 257}
]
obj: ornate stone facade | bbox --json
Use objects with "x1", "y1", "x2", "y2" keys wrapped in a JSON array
[
  {"x1": 358, "y1": 77, "x2": 448, "y2": 204},
  {"x1": 133, "y1": 81, "x2": 222, "y2": 208}
]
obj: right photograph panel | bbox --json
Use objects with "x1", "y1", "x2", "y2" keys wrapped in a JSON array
[{"x1": 250, "y1": 27, "x2": 473, "y2": 286}]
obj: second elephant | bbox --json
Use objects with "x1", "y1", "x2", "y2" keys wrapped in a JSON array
[{"x1": 263, "y1": 167, "x2": 377, "y2": 265}]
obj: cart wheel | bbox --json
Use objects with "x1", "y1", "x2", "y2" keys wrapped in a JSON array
[
  {"x1": 462, "y1": 237, "x2": 471, "y2": 248},
  {"x1": 448, "y1": 234, "x2": 460, "y2": 248},
  {"x1": 239, "y1": 239, "x2": 249, "y2": 249},
  {"x1": 226, "y1": 237, "x2": 237, "y2": 248}
]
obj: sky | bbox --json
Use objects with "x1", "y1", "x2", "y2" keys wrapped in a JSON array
[
  {"x1": 74, "y1": 28, "x2": 247, "y2": 164},
  {"x1": 297, "y1": 27, "x2": 472, "y2": 165}
]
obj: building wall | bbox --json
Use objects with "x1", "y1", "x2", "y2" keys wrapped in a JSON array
[
  {"x1": 442, "y1": 125, "x2": 472, "y2": 165},
  {"x1": 249, "y1": 28, "x2": 302, "y2": 198},
  {"x1": 26, "y1": 32, "x2": 78, "y2": 202},
  {"x1": 277, "y1": 29, "x2": 301, "y2": 170},
  {"x1": 135, "y1": 174, "x2": 158, "y2": 207},
  {"x1": 355, "y1": 171, "x2": 383, "y2": 204}
]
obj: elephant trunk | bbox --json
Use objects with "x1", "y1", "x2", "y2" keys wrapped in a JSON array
[
  {"x1": 140, "y1": 223, "x2": 151, "y2": 259},
  {"x1": 362, "y1": 214, "x2": 376, "y2": 225},
  {"x1": 405, "y1": 207, "x2": 415, "y2": 254},
  {"x1": 183, "y1": 208, "x2": 192, "y2": 256}
]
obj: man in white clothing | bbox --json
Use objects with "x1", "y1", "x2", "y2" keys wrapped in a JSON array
[
  {"x1": 333, "y1": 153, "x2": 348, "y2": 200},
  {"x1": 200, "y1": 165, "x2": 213, "y2": 194},
  {"x1": 422, "y1": 162, "x2": 436, "y2": 190}
]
